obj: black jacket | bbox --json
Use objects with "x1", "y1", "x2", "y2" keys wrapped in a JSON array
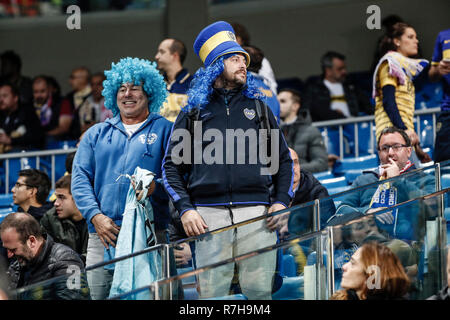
[
  {"x1": 18, "y1": 202, "x2": 54, "y2": 222},
  {"x1": 163, "y1": 86, "x2": 294, "y2": 216},
  {"x1": 288, "y1": 169, "x2": 336, "y2": 235},
  {"x1": 0, "y1": 104, "x2": 45, "y2": 151},
  {"x1": 8, "y1": 234, "x2": 90, "y2": 300},
  {"x1": 40, "y1": 207, "x2": 88, "y2": 264},
  {"x1": 302, "y1": 76, "x2": 373, "y2": 122},
  {"x1": 280, "y1": 109, "x2": 328, "y2": 173}
]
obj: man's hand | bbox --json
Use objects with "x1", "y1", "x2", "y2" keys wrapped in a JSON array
[
  {"x1": 266, "y1": 203, "x2": 288, "y2": 232},
  {"x1": 0, "y1": 133, "x2": 11, "y2": 145},
  {"x1": 380, "y1": 158, "x2": 400, "y2": 179},
  {"x1": 91, "y1": 213, "x2": 121, "y2": 248},
  {"x1": 181, "y1": 210, "x2": 208, "y2": 237},
  {"x1": 174, "y1": 242, "x2": 192, "y2": 267},
  {"x1": 131, "y1": 178, "x2": 156, "y2": 201},
  {"x1": 438, "y1": 59, "x2": 450, "y2": 76}
]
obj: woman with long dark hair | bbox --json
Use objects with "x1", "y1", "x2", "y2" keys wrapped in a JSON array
[
  {"x1": 372, "y1": 22, "x2": 431, "y2": 164},
  {"x1": 330, "y1": 242, "x2": 410, "y2": 300}
]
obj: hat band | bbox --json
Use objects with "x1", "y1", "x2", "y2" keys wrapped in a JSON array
[{"x1": 199, "y1": 30, "x2": 238, "y2": 64}]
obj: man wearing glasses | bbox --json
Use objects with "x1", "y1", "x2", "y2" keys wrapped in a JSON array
[
  {"x1": 336, "y1": 127, "x2": 435, "y2": 241},
  {"x1": 12, "y1": 169, "x2": 53, "y2": 222}
]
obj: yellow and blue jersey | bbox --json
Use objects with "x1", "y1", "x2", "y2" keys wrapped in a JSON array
[
  {"x1": 159, "y1": 68, "x2": 193, "y2": 122},
  {"x1": 375, "y1": 61, "x2": 415, "y2": 140}
]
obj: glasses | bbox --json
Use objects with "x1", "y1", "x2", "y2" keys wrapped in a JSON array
[
  {"x1": 14, "y1": 182, "x2": 32, "y2": 189},
  {"x1": 378, "y1": 144, "x2": 409, "y2": 153}
]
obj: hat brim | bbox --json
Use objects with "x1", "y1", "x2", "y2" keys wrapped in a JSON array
[{"x1": 209, "y1": 49, "x2": 250, "y2": 68}]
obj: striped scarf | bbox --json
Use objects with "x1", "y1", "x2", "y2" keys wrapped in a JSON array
[{"x1": 372, "y1": 51, "x2": 428, "y2": 98}]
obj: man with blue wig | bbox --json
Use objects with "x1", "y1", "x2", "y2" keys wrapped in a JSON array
[
  {"x1": 163, "y1": 21, "x2": 294, "y2": 299},
  {"x1": 71, "y1": 57, "x2": 173, "y2": 299}
]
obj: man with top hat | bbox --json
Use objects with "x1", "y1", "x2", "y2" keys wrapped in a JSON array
[{"x1": 162, "y1": 21, "x2": 294, "y2": 299}]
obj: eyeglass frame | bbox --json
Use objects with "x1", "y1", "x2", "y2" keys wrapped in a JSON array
[
  {"x1": 13, "y1": 182, "x2": 34, "y2": 189},
  {"x1": 378, "y1": 143, "x2": 410, "y2": 153}
]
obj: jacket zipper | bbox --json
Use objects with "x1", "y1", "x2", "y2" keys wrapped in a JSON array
[{"x1": 224, "y1": 94, "x2": 233, "y2": 206}]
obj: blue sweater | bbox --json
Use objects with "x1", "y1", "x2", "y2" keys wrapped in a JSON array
[{"x1": 72, "y1": 113, "x2": 173, "y2": 233}]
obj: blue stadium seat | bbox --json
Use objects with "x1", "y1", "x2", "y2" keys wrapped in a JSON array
[
  {"x1": 183, "y1": 287, "x2": 199, "y2": 300},
  {"x1": 177, "y1": 267, "x2": 196, "y2": 286},
  {"x1": 333, "y1": 154, "x2": 378, "y2": 177},
  {"x1": 327, "y1": 185, "x2": 352, "y2": 195},
  {"x1": 441, "y1": 174, "x2": 450, "y2": 189},
  {"x1": 418, "y1": 115, "x2": 434, "y2": 149},
  {"x1": 320, "y1": 128, "x2": 340, "y2": 156},
  {"x1": 344, "y1": 167, "x2": 378, "y2": 184},
  {"x1": 272, "y1": 276, "x2": 304, "y2": 300},
  {"x1": 0, "y1": 193, "x2": 13, "y2": 208},
  {"x1": 320, "y1": 176, "x2": 347, "y2": 189},
  {"x1": 313, "y1": 171, "x2": 334, "y2": 180},
  {"x1": 0, "y1": 207, "x2": 13, "y2": 223},
  {"x1": 280, "y1": 254, "x2": 297, "y2": 277}
]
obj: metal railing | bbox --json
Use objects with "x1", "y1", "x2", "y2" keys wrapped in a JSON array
[
  {"x1": 312, "y1": 107, "x2": 441, "y2": 159},
  {"x1": 0, "y1": 148, "x2": 77, "y2": 193}
]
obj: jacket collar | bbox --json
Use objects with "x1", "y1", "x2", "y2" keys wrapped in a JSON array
[
  {"x1": 105, "y1": 112, "x2": 163, "y2": 136},
  {"x1": 26, "y1": 234, "x2": 54, "y2": 272}
]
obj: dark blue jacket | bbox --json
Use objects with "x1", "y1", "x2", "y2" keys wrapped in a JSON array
[{"x1": 162, "y1": 87, "x2": 295, "y2": 216}]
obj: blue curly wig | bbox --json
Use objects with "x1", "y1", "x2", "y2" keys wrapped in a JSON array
[
  {"x1": 102, "y1": 57, "x2": 167, "y2": 116},
  {"x1": 184, "y1": 54, "x2": 263, "y2": 112}
]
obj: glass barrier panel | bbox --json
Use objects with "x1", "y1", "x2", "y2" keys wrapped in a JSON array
[
  {"x1": 319, "y1": 164, "x2": 438, "y2": 233},
  {"x1": 439, "y1": 159, "x2": 450, "y2": 190},
  {"x1": 10, "y1": 243, "x2": 166, "y2": 300},
  {"x1": 149, "y1": 231, "x2": 328, "y2": 301},
  {"x1": 167, "y1": 203, "x2": 314, "y2": 285},
  {"x1": 328, "y1": 189, "x2": 448, "y2": 300}
]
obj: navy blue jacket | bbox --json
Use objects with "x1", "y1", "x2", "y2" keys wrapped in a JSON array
[{"x1": 162, "y1": 87, "x2": 295, "y2": 216}]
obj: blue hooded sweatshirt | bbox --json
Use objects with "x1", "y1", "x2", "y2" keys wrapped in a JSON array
[{"x1": 72, "y1": 113, "x2": 173, "y2": 233}]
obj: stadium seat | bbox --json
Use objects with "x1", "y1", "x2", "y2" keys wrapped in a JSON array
[
  {"x1": 320, "y1": 128, "x2": 340, "y2": 156},
  {"x1": 441, "y1": 174, "x2": 450, "y2": 189},
  {"x1": 313, "y1": 171, "x2": 334, "y2": 180},
  {"x1": 272, "y1": 276, "x2": 304, "y2": 300},
  {"x1": 320, "y1": 176, "x2": 347, "y2": 189},
  {"x1": 344, "y1": 167, "x2": 378, "y2": 184},
  {"x1": 280, "y1": 254, "x2": 297, "y2": 277},
  {"x1": 419, "y1": 116, "x2": 434, "y2": 147},
  {"x1": 327, "y1": 185, "x2": 352, "y2": 195},
  {"x1": 333, "y1": 154, "x2": 378, "y2": 177},
  {"x1": 0, "y1": 193, "x2": 13, "y2": 208},
  {"x1": 0, "y1": 207, "x2": 13, "y2": 223},
  {"x1": 177, "y1": 267, "x2": 196, "y2": 286},
  {"x1": 276, "y1": 77, "x2": 304, "y2": 93},
  {"x1": 183, "y1": 287, "x2": 199, "y2": 300}
]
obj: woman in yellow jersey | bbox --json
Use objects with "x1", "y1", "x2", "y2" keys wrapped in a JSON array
[{"x1": 372, "y1": 23, "x2": 430, "y2": 164}]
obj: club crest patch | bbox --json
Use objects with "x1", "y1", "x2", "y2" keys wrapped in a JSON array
[
  {"x1": 139, "y1": 133, "x2": 158, "y2": 145},
  {"x1": 243, "y1": 108, "x2": 256, "y2": 120}
]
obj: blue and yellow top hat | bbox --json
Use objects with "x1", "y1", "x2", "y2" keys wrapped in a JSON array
[{"x1": 194, "y1": 21, "x2": 250, "y2": 68}]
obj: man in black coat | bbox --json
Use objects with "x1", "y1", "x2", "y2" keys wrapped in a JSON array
[
  {"x1": 0, "y1": 212, "x2": 90, "y2": 300},
  {"x1": 0, "y1": 82, "x2": 44, "y2": 152},
  {"x1": 278, "y1": 148, "x2": 336, "y2": 237},
  {"x1": 302, "y1": 51, "x2": 373, "y2": 122}
]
